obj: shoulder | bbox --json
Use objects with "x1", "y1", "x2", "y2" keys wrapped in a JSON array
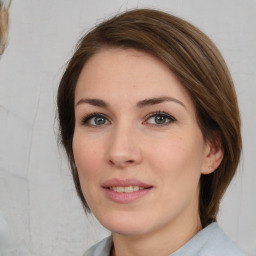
[
  {"x1": 82, "y1": 236, "x2": 112, "y2": 256},
  {"x1": 172, "y1": 223, "x2": 246, "y2": 256},
  {"x1": 200, "y1": 223, "x2": 246, "y2": 256}
]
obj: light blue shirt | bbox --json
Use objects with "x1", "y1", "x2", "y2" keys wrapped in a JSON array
[{"x1": 83, "y1": 222, "x2": 246, "y2": 256}]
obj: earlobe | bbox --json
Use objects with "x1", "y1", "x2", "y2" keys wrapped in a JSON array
[{"x1": 201, "y1": 142, "x2": 224, "y2": 175}]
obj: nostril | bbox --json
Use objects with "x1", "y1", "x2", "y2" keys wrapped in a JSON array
[
  {"x1": 109, "y1": 160, "x2": 114, "y2": 165},
  {"x1": 108, "y1": 158, "x2": 135, "y2": 167}
]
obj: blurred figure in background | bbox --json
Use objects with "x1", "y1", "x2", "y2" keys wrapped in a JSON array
[
  {"x1": 0, "y1": 1, "x2": 32, "y2": 255},
  {"x1": 0, "y1": 0, "x2": 11, "y2": 55}
]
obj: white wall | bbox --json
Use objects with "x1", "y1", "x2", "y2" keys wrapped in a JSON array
[{"x1": 0, "y1": 0, "x2": 255, "y2": 255}]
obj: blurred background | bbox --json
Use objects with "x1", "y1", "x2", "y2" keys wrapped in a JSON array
[{"x1": 0, "y1": 0, "x2": 255, "y2": 255}]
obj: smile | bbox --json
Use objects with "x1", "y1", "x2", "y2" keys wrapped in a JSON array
[
  {"x1": 109, "y1": 186, "x2": 145, "y2": 193},
  {"x1": 102, "y1": 179, "x2": 153, "y2": 203}
]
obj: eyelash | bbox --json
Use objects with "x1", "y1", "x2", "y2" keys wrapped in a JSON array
[
  {"x1": 81, "y1": 112, "x2": 109, "y2": 127},
  {"x1": 81, "y1": 111, "x2": 176, "y2": 127},
  {"x1": 144, "y1": 111, "x2": 176, "y2": 127}
]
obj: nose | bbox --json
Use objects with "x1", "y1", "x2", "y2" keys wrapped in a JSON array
[{"x1": 107, "y1": 125, "x2": 142, "y2": 168}]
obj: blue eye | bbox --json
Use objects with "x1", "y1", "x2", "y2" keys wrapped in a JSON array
[
  {"x1": 146, "y1": 112, "x2": 175, "y2": 126},
  {"x1": 82, "y1": 113, "x2": 110, "y2": 126}
]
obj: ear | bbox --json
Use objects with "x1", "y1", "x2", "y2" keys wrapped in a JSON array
[{"x1": 201, "y1": 140, "x2": 224, "y2": 175}]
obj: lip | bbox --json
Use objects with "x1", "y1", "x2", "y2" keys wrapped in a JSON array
[
  {"x1": 102, "y1": 178, "x2": 152, "y2": 188},
  {"x1": 102, "y1": 178, "x2": 153, "y2": 204}
]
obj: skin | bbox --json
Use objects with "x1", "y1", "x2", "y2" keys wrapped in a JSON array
[{"x1": 73, "y1": 48, "x2": 223, "y2": 256}]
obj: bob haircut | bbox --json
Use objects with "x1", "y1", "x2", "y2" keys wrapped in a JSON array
[{"x1": 57, "y1": 9, "x2": 242, "y2": 227}]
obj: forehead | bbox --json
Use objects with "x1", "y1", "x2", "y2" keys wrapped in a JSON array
[{"x1": 75, "y1": 48, "x2": 193, "y2": 107}]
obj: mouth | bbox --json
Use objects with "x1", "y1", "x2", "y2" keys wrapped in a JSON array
[
  {"x1": 102, "y1": 179, "x2": 153, "y2": 203},
  {"x1": 108, "y1": 185, "x2": 151, "y2": 193}
]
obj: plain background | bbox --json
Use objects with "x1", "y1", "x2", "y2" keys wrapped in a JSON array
[{"x1": 0, "y1": 0, "x2": 255, "y2": 255}]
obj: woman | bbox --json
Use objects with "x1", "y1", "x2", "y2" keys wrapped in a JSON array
[{"x1": 57, "y1": 9, "x2": 245, "y2": 256}]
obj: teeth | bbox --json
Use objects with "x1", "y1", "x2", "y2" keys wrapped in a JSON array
[
  {"x1": 109, "y1": 186, "x2": 143, "y2": 193},
  {"x1": 117, "y1": 186, "x2": 124, "y2": 192}
]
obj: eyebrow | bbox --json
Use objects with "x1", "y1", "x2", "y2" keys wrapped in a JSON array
[
  {"x1": 76, "y1": 98, "x2": 109, "y2": 108},
  {"x1": 137, "y1": 96, "x2": 186, "y2": 109},
  {"x1": 75, "y1": 96, "x2": 186, "y2": 109}
]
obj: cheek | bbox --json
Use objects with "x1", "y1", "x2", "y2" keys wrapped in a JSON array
[
  {"x1": 72, "y1": 134, "x2": 106, "y2": 208},
  {"x1": 146, "y1": 135, "x2": 204, "y2": 213},
  {"x1": 146, "y1": 134, "x2": 204, "y2": 183},
  {"x1": 72, "y1": 132, "x2": 103, "y2": 184}
]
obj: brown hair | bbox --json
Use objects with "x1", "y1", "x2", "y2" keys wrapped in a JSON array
[
  {"x1": 0, "y1": 1, "x2": 10, "y2": 55},
  {"x1": 57, "y1": 9, "x2": 242, "y2": 227}
]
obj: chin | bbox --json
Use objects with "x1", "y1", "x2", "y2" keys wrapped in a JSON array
[
  {"x1": 98, "y1": 212, "x2": 150, "y2": 236},
  {"x1": 107, "y1": 224, "x2": 149, "y2": 237}
]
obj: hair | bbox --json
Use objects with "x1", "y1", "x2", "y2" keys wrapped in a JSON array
[
  {"x1": 0, "y1": 1, "x2": 10, "y2": 55},
  {"x1": 57, "y1": 9, "x2": 242, "y2": 227}
]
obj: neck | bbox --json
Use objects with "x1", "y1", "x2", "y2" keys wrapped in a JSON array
[{"x1": 112, "y1": 214, "x2": 202, "y2": 256}]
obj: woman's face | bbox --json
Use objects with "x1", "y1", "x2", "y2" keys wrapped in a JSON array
[{"x1": 73, "y1": 48, "x2": 214, "y2": 237}]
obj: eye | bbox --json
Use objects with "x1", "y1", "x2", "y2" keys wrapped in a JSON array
[
  {"x1": 82, "y1": 113, "x2": 110, "y2": 127},
  {"x1": 144, "y1": 111, "x2": 175, "y2": 126}
]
